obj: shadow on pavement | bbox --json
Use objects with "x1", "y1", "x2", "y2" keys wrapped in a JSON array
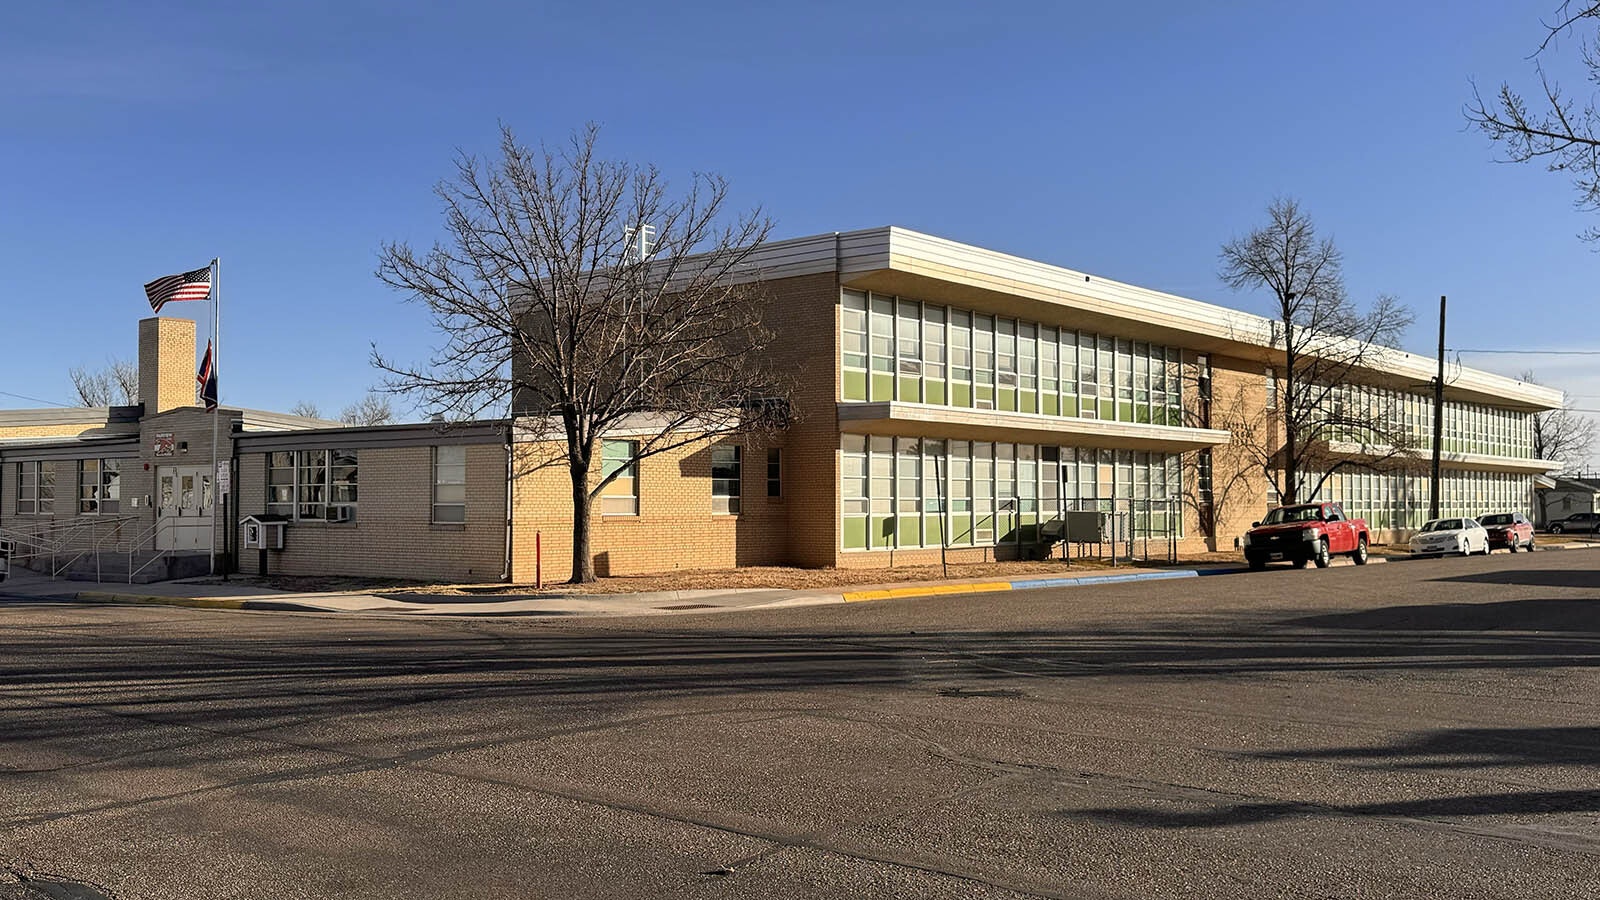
[
  {"x1": 1257, "y1": 725, "x2": 1600, "y2": 768},
  {"x1": 1285, "y1": 597, "x2": 1600, "y2": 633},
  {"x1": 1430, "y1": 569, "x2": 1600, "y2": 589},
  {"x1": 1070, "y1": 723, "x2": 1600, "y2": 828},
  {"x1": 3, "y1": 590, "x2": 1600, "y2": 753},
  {"x1": 1070, "y1": 787, "x2": 1600, "y2": 829}
]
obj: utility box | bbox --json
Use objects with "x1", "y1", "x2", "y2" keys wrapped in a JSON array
[{"x1": 1065, "y1": 510, "x2": 1132, "y2": 544}]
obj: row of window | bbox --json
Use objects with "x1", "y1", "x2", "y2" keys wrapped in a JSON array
[
  {"x1": 841, "y1": 291, "x2": 1185, "y2": 425},
  {"x1": 1280, "y1": 379, "x2": 1535, "y2": 459},
  {"x1": 14, "y1": 460, "x2": 123, "y2": 516},
  {"x1": 598, "y1": 441, "x2": 779, "y2": 517},
  {"x1": 1303, "y1": 468, "x2": 1533, "y2": 531},
  {"x1": 264, "y1": 447, "x2": 466, "y2": 525},
  {"x1": 840, "y1": 435, "x2": 1183, "y2": 551}
]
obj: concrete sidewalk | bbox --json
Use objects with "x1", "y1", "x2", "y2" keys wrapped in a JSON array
[
  {"x1": 1, "y1": 565, "x2": 1219, "y2": 618},
  {"x1": 2, "y1": 541, "x2": 1591, "y2": 618}
]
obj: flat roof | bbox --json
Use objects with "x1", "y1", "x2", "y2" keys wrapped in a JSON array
[{"x1": 733, "y1": 227, "x2": 1564, "y2": 412}]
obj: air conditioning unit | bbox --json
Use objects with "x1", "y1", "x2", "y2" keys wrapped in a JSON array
[
  {"x1": 976, "y1": 398, "x2": 995, "y2": 410},
  {"x1": 329, "y1": 507, "x2": 355, "y2": 524}
]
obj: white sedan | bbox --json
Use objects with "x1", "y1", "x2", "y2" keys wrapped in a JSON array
[{"x1": 1409, "y1": 518, "x2": 1491, "y2": 557}]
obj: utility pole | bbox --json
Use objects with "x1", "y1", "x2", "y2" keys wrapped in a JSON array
[{"x1": 1429, "y1": 295, "x2": 1446, "y2": 519}]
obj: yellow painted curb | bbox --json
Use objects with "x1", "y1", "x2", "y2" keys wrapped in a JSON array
[
  {"x1": 842, "y1": 581, "x2": 1014, "y2": 603},
  {"x1": 76, "y1": 591, "x2": 245, "y2": 610}
]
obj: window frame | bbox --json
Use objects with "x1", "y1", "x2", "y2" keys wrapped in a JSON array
[
  {"x1": 432, "y1": 445, "x2": 467, "y2": 523},
  {"x1": 600, "y1": 439, "x2": 639, "y2": 516},
  {"x1": 265, "y1": 449, "x2": 359, "y2": 523},
  {"x1": 766, "y1": 447, "x2": 782, "y2": 499},
  {"x1": 711, "y1": 444, "x2": 741, "y2": 515}
]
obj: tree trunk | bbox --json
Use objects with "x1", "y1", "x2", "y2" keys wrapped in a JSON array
[{"x1": 570, "y1": 459, "x2": 595, "y2": 583}]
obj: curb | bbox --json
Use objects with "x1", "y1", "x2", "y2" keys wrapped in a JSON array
[
  {"x1": 74, "y1": 591, "x2": 245, "y2": 610},
  {"x1": 842, "y1": 569, "x2": 1199, "y2": 603},
  {"x1": 843, "y1": 581, "x2": 1012, "y2": 602}
]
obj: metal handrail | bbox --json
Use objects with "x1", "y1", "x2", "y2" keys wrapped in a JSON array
[
  {"x1": 0, "y1": 515, "x2": 141, "y2": 580},
  {"x1": 126, "y1": 516, "x2": 183, "y2": 584}
]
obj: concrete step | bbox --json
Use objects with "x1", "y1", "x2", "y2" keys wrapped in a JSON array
[{"x1": 53, "y1": 552, "x2": 212, "y2": 584}]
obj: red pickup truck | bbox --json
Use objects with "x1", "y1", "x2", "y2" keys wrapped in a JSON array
[{"x1": 1243, "y1": 502, "x2": 1371, "y2": 570}]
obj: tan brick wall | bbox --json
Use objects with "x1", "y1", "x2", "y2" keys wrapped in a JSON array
[
  {"x1": 138, "y1": 317, "x2": 197, "y2": 415},
  {"x1": 760, "y1": 272, "x2": 842, "y2": 567},
  {"x1": 503, "y1": 271, "x2": 842, "y2": 582},
  {"x1": 510, "y1": 433, "x2": 790, "y2": 582},
  {"x1": 0, "y1": 423, "x2": 103, "y2": 441},
  {"x1": 235, "y1": 442, "x2": 505, "y2": 582}
]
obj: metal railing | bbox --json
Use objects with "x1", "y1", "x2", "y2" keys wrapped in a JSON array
[
  {"x1": 0, "y1": 514, "x2": 193, "y2": 584},
  {"x1": 125, "y1": 516, "x2": 183, "y2": 584},
  {"x1": 0, "y1": 515, "x2": 141, "y2": 580}
]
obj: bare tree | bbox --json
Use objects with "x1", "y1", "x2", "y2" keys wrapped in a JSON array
[
  {"x1": 69, "y1": 358, "x2": 138, "y2": 407},
  {"x1": 375, "y1": 124, "x2": 790, "y2": 583},
  {"x1": 339, "y1": 392, "x2": 395, "y2": 427},
  {"x1": 290, "y1": 401, "x2": 323, "y2": 419},
  {"x1": 1219, "y1": 199, "x2": 1417, "y2": 506},
  {"x1": 1523, "y1": 370, "x2": 1597, "y2": 470},
  {"x1": 1466, "y1": 3, "x2": 1600, "y2": 241}
]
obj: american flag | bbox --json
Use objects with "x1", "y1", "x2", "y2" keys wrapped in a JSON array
[{"x1": 144, "y1": 264, "x2": 212, "y2": 313}]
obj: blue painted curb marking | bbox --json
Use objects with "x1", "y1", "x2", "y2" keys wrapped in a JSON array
[{"x1": 1007, "y1": 569, "x2": 1199, "y2": 591}]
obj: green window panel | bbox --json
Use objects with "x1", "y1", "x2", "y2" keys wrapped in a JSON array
[
  {"x1": 843, "y1": 370, "x2": 868, "y2": 401},
  {"x1": 872, "y1": 373, "x2": 894, "y2": 401},
  {"x1": 898, "y1": 376, "x2": 921, "y2": 402},
  {"x1": 898, "y1": 516, "x2": 921, "y2": 547},
  {"x1": 951, "y1": 383, "x2": 972, "y2": 408},
  {"x1": 843, "y1": 516, "x2": 869, "y2": 550},
  {"x1": 872, "y1": 516, "x2": 895, "y2": 547},
  {"x1": 1041, "y1": 394, "x2": 1058, "y2": 417},
  {"x1": 1020, "y1": 393, "x2": 1037, "y2": 414},
  {"x1": 949, "y1": 513, "x2": 973, "y2": 545},
  {"x1": 1062, "y1": 395, "x2": 1078, "y2": 417},
  {"x1": 976, "y1": 385, "x2": 995, "y2": 407},
  {"x1": 925, "y1": 381, "x2": 946, "y2": 406},
  {"x1": 1099, "y1": 399, "x2": 1115, "y2": 419},
  {"x1": 1136, "y1": 406, "x2": 1151, "y2": 424},
  {"x1": 923, "y1": 516, "x2": 945, "y2": 546},
  {"x1": 999, "y1": 391, "x2": 1017, "y2": 412},
  {"x1": 1118, "y1": 401, "x2": 1133, "y2": 422}
]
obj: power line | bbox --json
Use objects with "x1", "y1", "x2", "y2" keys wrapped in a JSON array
[
  {"x1": 0, "y1": 389, "x2": 73, "y2": 408},
  {"x1": 1452, "y1": 348, "x2": 1600, "y2": 355}
]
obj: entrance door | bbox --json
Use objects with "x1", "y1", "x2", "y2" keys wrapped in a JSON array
[{"x1": 155, "y1": 465, "x2": 213, "y2": 551}]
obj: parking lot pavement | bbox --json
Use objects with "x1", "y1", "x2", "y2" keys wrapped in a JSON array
[{"x1": 2, "y1": 550, "x2": 1598, "y2": 899}]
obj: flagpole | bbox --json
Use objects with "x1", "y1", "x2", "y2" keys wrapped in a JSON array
[{"x1": 209, "y1": 257, "x2": 219, "y2": 575}]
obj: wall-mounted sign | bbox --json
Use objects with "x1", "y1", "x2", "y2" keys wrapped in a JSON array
[{"x1": 153, "y1": 432, "x2": 176, "y2": 457}]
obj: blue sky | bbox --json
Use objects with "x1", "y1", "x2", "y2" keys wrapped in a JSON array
[{"x1": 2, "y1": 1, "x2": 1597, "y2": 464}]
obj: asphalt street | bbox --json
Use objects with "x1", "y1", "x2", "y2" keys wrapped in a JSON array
[{"x1": 1, "y1": 551, "x2": 1597, "y2": 899}]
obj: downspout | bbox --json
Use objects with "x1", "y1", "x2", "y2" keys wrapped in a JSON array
[{"x1": 501, "y1": 421, "x2": 514, "y2": 582}]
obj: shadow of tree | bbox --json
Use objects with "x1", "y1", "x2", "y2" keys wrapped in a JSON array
[
  {"x1": 1286, "y1": 598, "x2": 1600, "y2": 633},
  {"x1": 1431, "y1": 569, "x2": 1600, "y2": 589},
  {"x1": 1, "y1": 592, "x2": 1598, "y2": 756},
  {"x1": 1256, "y1": 725, "x2": 1600, "y2": 768},
  {"x1": 1072, "y1": 788, "x2": 1600, "y2": 829}
]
